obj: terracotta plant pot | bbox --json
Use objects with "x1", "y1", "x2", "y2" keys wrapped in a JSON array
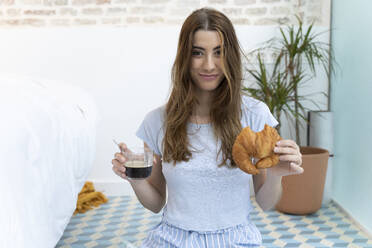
[{"x1": 275, "y1": 146, "x2": 329, "y2": 215}]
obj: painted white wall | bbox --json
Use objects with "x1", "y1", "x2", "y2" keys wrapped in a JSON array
[
  {"x1": 331, "y1": 0, "x2": 372, "y2": 235},
  {"x1": 0, "y1": 26, "x2": 329, "y2": 196}
]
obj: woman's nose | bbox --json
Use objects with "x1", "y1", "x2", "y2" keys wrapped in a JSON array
[{"x1": 202, "y1": 55, "x2": 216, "y2": 71}]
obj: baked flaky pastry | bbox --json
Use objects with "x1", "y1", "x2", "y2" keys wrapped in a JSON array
[{"x1": 232, "y1": 124, "x2": 282, "y2": 175}]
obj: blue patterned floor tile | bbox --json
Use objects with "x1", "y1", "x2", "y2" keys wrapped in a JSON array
[
  {"x1": 56, "y1": 196, "x2": 372, "y2": 248},
  {"x1": 279, "y1": 234, "x2": 296, "y2": 239},
  {"x1": 304, "y1": 243, "x2": 328, "y2": 248},
  {"x1": 261, "y1": 235, "x2": 276, "y2": 243}
]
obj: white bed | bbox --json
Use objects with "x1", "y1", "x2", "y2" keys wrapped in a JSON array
[{"x1": 0, "y1": 75, "x2": 98, "y2": 248}]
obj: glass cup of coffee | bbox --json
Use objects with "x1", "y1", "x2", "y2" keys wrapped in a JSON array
[{"x1": 123, "y1": 146, "x2": 153, "y2": 179}]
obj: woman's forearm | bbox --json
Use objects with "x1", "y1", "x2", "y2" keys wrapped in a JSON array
[
  {"x1": 255, "y1": 173, "x2": 282, "y2": 211},
  {"x1": 129, "y1": 179, "x2": 166, "y2": 213}
]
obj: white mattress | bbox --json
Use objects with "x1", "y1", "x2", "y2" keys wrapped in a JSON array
[{"x1": 0, "y1": 75, "x2": 98, "y2": 248}]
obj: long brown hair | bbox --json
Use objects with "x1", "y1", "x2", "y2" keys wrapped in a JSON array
[{"x1": 163, "y1": 8, "x2": 244, "y2": 167}]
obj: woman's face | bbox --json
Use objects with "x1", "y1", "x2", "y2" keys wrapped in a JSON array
[{"x1": 190, "y1": 30, "x2": 225, "y2": 95}]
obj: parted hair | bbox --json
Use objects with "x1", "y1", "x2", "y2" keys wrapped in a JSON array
[{"x1": 162, "y1": 7, "x2": 244, "y2": 167}]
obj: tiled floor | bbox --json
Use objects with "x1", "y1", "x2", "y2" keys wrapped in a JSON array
[{"x1": 56, "y1": 196, "x2": 372, "y2": 248}]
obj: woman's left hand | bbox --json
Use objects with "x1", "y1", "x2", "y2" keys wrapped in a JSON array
[{"x1": 269, "y1": 139, "x2": 303, "y2": 177}]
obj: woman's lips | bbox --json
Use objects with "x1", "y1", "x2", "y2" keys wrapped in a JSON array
[{"x1": 199, "y1": 74, "x2": 218, "y2": 81}]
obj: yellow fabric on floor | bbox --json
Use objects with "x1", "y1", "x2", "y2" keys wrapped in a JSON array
[{"x1": 74, "y1": 181, "x2": 108, "y2": 215}]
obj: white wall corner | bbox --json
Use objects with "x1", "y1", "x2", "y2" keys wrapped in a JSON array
[
  {"x1": 332, "y1": 199, "x2": 372, "y2": 240},
  {"x1": 92, "y1": 180, "x2": 136, "y2": 197}
]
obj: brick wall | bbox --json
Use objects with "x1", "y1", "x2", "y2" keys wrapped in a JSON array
[{"x1": 0, "y1": 0, "x2": 330, "y2": 27}]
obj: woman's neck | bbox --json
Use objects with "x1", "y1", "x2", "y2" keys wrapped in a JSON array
[{"x1": 190, "y1": 90, "x2": 213, "y2": 124}]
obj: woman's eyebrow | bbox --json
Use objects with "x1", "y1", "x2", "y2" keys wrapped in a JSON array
[{"x1": 192, "y1": 45, "x2": 221, "y2": 50}]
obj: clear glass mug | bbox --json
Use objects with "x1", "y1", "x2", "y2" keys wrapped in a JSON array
[{"x1": 122, "y1": 146, "x2": 154, "y2": 179}]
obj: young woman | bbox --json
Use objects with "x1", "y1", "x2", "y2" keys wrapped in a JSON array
[{"x1": 112, "y1": 8, "x2": 303, "y2": 248}]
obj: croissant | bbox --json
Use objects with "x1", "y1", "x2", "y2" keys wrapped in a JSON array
[{"x1": 232, "y1": 124, "x2": 282, "y2": 175}]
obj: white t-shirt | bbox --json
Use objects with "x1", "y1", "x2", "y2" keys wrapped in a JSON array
[{"x1": 136, "y1": 95, "x2": 278, "y2": 232}]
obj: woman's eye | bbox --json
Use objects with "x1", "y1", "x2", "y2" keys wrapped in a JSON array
[
  {"x1": 192, "y1": 50, "x2": 202, "y2": 56},
  {"x1": 215, "y1": 50, "x2": 221, "y2": 56}
]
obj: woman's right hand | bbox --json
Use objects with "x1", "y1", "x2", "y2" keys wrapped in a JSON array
[{"x1": 111, "y1": 142, "x2": 130, "y2": 180}]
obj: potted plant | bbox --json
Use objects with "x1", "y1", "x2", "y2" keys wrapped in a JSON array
[{"x1": 243, "y1": 16, "x2": 335, "y2": 214}]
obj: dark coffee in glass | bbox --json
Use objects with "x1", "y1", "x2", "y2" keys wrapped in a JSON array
[
  {"x1": 125, "y1": 161, "x2": 153, "y2": 179},
  {"x1": 124, "y1": 146, "x2": 153, "y2": 179}
]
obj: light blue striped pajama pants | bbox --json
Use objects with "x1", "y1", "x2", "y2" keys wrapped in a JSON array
[{"x1": 140, "y1": 221, "x2": 262, "y2": 248}]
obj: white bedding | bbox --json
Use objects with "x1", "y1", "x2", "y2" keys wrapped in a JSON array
[{"x1": 0, "y1": 75, "x2": 98, "y2": 248}]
